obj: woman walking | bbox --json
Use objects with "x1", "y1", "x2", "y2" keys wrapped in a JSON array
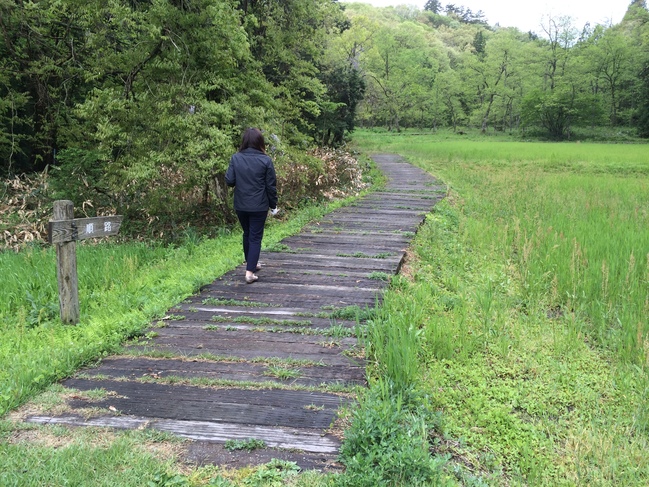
[{"x1": 225, "y1": 128, "x2": 278, "y2": 284}]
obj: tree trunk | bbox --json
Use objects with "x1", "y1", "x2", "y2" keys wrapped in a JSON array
[{"x1": 481, "y1": 94, "x2": 496, "y2": 133}]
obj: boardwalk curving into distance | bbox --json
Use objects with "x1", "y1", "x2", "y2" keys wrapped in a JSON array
[{"x1": 24, "y1": 154, "x2": 446, "y2": 470}]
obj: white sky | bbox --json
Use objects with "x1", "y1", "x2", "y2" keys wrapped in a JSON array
[{"x1": 351, "y1": 0, "x2": 630, "y2": 34}]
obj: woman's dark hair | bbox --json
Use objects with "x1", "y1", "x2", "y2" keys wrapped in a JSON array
[{"x1": 239, "y1": 127, "x2": 266, "y2": 153}]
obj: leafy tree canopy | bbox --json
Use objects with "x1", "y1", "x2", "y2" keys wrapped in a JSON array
[{"x1": 342, "y1": 0, "x2": 649, "y2": 139}]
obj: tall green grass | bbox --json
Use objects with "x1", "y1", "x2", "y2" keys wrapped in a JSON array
[
  {"x1": 363, "y1": 280, "x2": 421, "y2": 395},
  {"x1": 338, "y1": 279, "x2": 450, "y2": 486},
  {"x1": 347, "y1": 130, "x2": 649, "y2": 483},
  {"x1": 1, "y1": 242, "x2": 170, "y2": 330},
  {"x1": 353, "y1": 131, "x2": 649, "y2": 365}
]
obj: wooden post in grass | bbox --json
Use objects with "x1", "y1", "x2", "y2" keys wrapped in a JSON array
[{"x1": 48, "y1": 200, "x2": 123, "y2": 324}]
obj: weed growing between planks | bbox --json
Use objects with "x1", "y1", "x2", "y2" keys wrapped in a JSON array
[{"x1": 223, "y1": 438, "x2": 266, "y2": 452}]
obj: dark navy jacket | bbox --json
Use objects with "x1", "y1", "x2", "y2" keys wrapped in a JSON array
[{"x1": 225, "y1": 148, "x2": 278, "y2": 212}]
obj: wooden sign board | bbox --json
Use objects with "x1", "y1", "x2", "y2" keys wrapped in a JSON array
[
  {"x1": 48, "y1": 216, "x2": 123, "y2": 244},
  {"x1": 49, "y1": 200, "x2": 123, "y2": 324}
]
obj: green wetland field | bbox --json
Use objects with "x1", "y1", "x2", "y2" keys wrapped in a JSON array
[
  {"x1": 2, "y1": 132, "x2": 649, "y2": 485},
  {"x1": 351, "y1": 130, "x2": 649, "y2": 485}
]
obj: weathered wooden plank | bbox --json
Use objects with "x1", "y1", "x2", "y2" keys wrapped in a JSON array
[
  {"x1": 139, "y1": 331, "x2": 360, "y2": 352},
  {"x1": 64, "y1": 378, "x2": 346, "y2": 408},
  {"x1": 305, "y1": 217, "x2": 424, "y2": 228},
  {"x1": 264, "y1": 247, "x2": 404, "y2": 259},
  {"x1": 322, "y1": 207, "x2": 429, "y2": 217},
  {"x1": 160, "y1": 318, "x2": 359, "y2": 332},
  {"x1": 130, "y1": 343, "x2": 362, "y2": 366},
  {"x1": 355, "y1": 190, "x2": 441, "y2": 198},
  {"x1": 300, "y1": 228, "x2": 412, "y2": 237},
  {"x1": 204, "y1": 286, "x2": 383, "y2": 303},
  {"x1": 237, "y1": 275, "x2": 383, "y2": 289},
  {"x1": 61, "y1": 379, "x2": 345, "y2": 430},
  {"x1": 305, "y1": 217, "x2": 422, "y2": 227},
  {"x1": 232, "y1": 281, "x2": 382, "y2": 294},
  {"x1": 204, "y1": 283, "x2": 383, "y2": 301},
  {"x1": 281, "y1": 231, "x2": 410, "y2": 242},
  {"x1": 196, "y1": 294, "x2": 379, "y2": 311},
  {"x1": 172, "y1": 305, "x2": 360, "y2": 324},
  {"x1": 190, "y1": 291, "x2": 379, "y2": 309},
  {"x1": 265, "y1": 244, "x2": 406, "y2": 258},
  {"x1": 345, "y1": 200, "x2": 434, "y2": 208},
  {"x1": 308, "y1": 241, "x2": 401, "y2": 253},
  {"x1": 162, "y1": 323, "x2": 358, "y2": 338},
  {"x1": 131, "y1": 332, "x2": 362, "y2": 366},
  {"x1": 329, "y1": 199, "x2": 430, "y2": 207},
  {"x1": 309, "y1": 211, "x2": 424, "y2": 221},
  {"x1": 154, "y1": 419, "x2": 342, "y2": 453},
  {"x1": 81, "y1": 357, "x2": 366, "y2": 386},
  {"x1": 185, "y1": 441, "x2": 340, "y2": 471},
  {"x1": 303, "y1": 223, "x2": 421, "y2": 233},
  {"x1": 329, "y1": 197, "x2": 438, "y2": 208},
  {"x1": 159, "y1": 321, "x2": 315, "y2": 334},
  {"x1": 26, "y1": 415, "x2": 342, "y2": 453},
  {"x1": 150, "y1": 328, "x2": 358, "y2": 346},
  {"x1": 257, "y1": 253, "x2": 399, "y2": 271},
  {"x1": 167, "y1": 310, "x2": 355, "y2": 329},
  {"x1": 349, "y1": 195, "x2": 440, "y2": 206},
  {"x1": 267, "y1": 248, "x2": 402, "y2": 262},
  {"x1": 200, "y1": 282, "x2": 384, "y2": 301},
  {"x1": 329, "y1": 209, "x2": 431, "y2": 219}
]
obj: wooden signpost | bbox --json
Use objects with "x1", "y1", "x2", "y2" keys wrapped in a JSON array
[{"x1": 48, "y1": 200, "x2": 123, "y2": 324}]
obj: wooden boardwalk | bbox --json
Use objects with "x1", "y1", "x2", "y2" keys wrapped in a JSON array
[{"x1": 24, "y1": 154, "x2": 445, "y2": 470}]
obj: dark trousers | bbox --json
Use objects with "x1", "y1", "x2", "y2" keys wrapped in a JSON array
[{"x1": 236, "y1": 210, "x2": 267, "y2": 272}]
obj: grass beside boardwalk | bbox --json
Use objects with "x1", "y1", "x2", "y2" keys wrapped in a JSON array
[
  {"x1": 0, "y1": 192, "x2": 373, "y2": 418},
  {"x1": 0, "y1": 232, "x2": 243, "y2": 417},
  {"x1": 1, "y1": 415, "x2": 334, "y2": 486},
  {"x1": 353, "y1": 130, "x2": 649, "y2": 364},
  {"x1": 0, "y1": 159, "x2": 384, "y2": 486},
  {"x1": 0, "y1": 157, "x2": 385, "y2": 485},
  {"x1": 345, "y1": 130, "x2": 649, "y2": 484}
]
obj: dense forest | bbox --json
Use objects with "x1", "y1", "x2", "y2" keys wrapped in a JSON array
[
  {"x1": 1, "y1": 0, "x2": 648, "y2": 233},
  {"x1": 343, "y1": 1, "x2": 649, "y2": 137},
  {"x1": 0, "y1": 0, "x2": 366, "y2": 233}
]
